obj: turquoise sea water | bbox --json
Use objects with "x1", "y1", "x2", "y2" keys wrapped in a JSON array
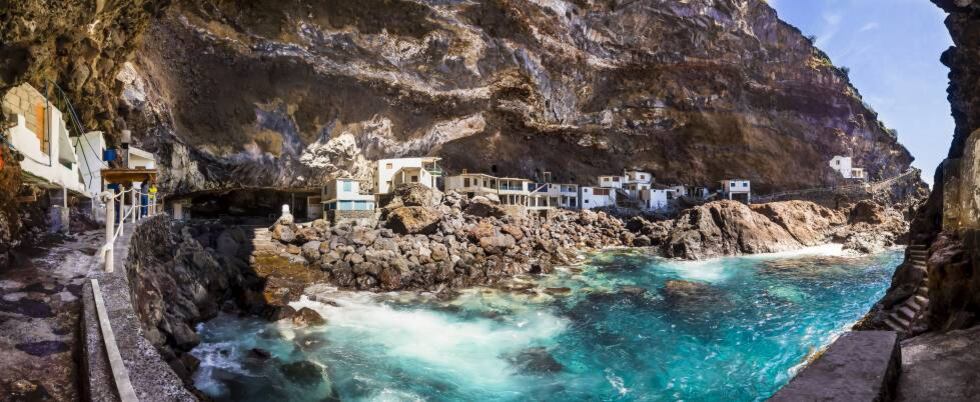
[{"x1": 192, "y1": 246, "x2": 903, "y2": 401}]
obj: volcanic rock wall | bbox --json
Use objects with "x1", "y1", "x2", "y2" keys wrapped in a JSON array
[
  {"x1": 119, "y1": 0, "x2": 919, "y2": 195},
  {"x1": 922, "y1": 0, "x2": 980, "y2": 331}
]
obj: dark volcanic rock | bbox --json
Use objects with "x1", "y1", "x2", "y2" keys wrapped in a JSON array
[
  {"x1": 279, "y1": 360, "x2": 325, "y2": 387},
  {"x1": 506, "y1": 347, "x2": 564, "y2": 374},
  {"x1": 386, "y1": 207, "x2": 442, "y2": 235},
  {"x1": 109, "y1": 0, "x2": 918, "y2": 198},
  {"x1": 292, "y1": 307, "x2": 327, "y2": 327}
]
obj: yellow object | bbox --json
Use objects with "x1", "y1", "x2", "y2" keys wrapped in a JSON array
[{"x1": 149, "y1": 186, "x2": 158, "y2": 194}]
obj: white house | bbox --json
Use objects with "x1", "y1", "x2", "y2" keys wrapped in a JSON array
[
  {"x1": 597, "y1": 174, "x2": 625, "y2": 189},
  {"x1": 720, "y1": 179, "x2": 751, "y2": 203},
  {"x1": 559, "y1": 184, "x2": 579, "y2": 209},
  {"x1": 376, "y1": 157, "x2": 442, "y2": 195},
  {"x1": 579, "y1": 186, "x2": 617, "y2": 209},
  {"x1": 323, "y1": 178, "x2": 375, "y2": 212},
  {"x1": 72, "y1": 131, "x2": 107, "y2": 197},
  {"x1": 829, "y1": 155, "x2": 867, "y2": 180},
  {"x1": 624, "y1": 170, "x2": 653, "y2": 184},
  {"x1": 2, "y1": 84, "x2": 88, "y2": 197},
  {"x1": 640, "y1": 187, "x2": 677, "y2": 211},
  {"x1": 445, "y1": 172, "x2": 554, "y2": 209}
]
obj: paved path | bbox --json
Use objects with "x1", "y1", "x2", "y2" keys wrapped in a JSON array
[{"x1": 0, "y1": 230, "x2": 103, "y2": 400}]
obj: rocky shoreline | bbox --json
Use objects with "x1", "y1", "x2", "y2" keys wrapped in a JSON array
[{"x1": 124, "y1": 185, "x2": 912, "y2": 386}]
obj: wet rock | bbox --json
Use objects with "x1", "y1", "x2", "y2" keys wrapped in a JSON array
[
  {"x1": 506, "y1": 347, "x2": 564, "y2": 374},
  {"x1": 5, "y1": 379, "x2": 50, "y2": 400},
  {"x1": 295, "y1": 334, "x2": 328, "y2": 352},
  {"x1": 264, "y1": 305, "x2": 297, "y2": 321},
  {"x1": 620, "y1": 285, "x2": 647, "y2": 295},
  {"x1": 292, "y1": 307, "x2": 326, "y2": 327},
  {"x1": 14, "y1": 341, "x2": 69, "y2": 357},
  {"x1": 279, "y1": 360, "x2": 325, "y2": 386},
  {"x1": 543, "y1": 287, "x2": 572, "y2": 296},
  {"x1": 248, "y1": 348, "x2": 272, "y2": 360},
  {"x1": 661, "y1": 280, "x2": 723, "y2": 308}
]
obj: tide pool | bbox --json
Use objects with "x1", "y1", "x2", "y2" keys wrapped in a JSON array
[{"x1": 192, "y1": 247, "x2": 903, "y2": 401}]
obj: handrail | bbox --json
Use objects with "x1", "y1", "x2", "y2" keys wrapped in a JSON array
[
  {"x1": 754, "y1": 168, "x2": 919, "y2": 202},
  {"x1": 99, "y1": 187, "x2": 158, "y2": 272}
]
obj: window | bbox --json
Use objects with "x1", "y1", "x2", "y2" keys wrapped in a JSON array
[
  {"x1": 464, "y1": 178, "x2": 470, "y2": 187},
  {"x1": 730, "y1": 181, "x2": 736, "y2": 187},
  {"x1": 386, "y1": 163, "x2": 393, "y2": 169},
  {"x1": 343, "y1": 181, "x2": 352, "y2": 192},
  {"x1": 742, "y1": 182, "x2": 748, "y2": 187},
  {"x1": 640, "y1": 174, "x2": 645, "y2": 179},
  {"x1": 339, "y1": 200, "x2": 353, "y2": 210},
  {"x1": 613, "y1": 177, "x2": 621, "y2": 182},
  {"x1": 594, "y1": 188, "x2": 610, "y2": 196},
  {"x1": 584, "y1": 200, "x2": 590, "y2": 204},
  {"x1": 411, "y1": 175, "x2": 418, "y2": 182},
  {"x1": 602, "y1": 177, "x2": 609, "y2": 182}
]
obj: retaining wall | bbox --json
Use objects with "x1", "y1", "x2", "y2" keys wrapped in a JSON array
[{"x1": 81, "y1": 216, "x2": 197, "y2": 401}]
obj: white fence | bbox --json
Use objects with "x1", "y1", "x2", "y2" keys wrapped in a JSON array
[{"x1": 98, "y1": 187, "x2": 158, "y2": 272}]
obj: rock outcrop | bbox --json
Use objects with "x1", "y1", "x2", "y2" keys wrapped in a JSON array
[
  {"x1": 630, "y1": 200, "x2": 904, "y2": 260},
  {"x1": 260, "y1": 189, "x2": 629, "y2": 292},
  {"x1": 861, "y1": 0, "x2": 980, "y2": 333},
  {"x1": 108, "y1": 0, "x2": 920, "y2": 196}
]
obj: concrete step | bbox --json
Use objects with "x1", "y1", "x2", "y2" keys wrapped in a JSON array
[
  {"x1": 916, "y1": 286, "x2": 929, "y2": 296},
  {"x1": 913, "y1": 295, "x2": 928, "y2": 306},
  {"x1": 890, "y1": 314, "x2": 910, "y2": 329},
  {"x1": 908, "y1": 245, "x2": 928, "y2": 250},
  {"x1": 898, "y1": 305, "x2": 918, "y2": 320},
  {"x1": 884, "y1": 316, "x2": 906, "y2": 332}
]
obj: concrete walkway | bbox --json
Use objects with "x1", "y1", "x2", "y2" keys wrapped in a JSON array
[
  {"x1": 0, "y1": 230, "x2": 102, "y2": 400},
  {"x1": 83, "y1": 218, "x2": 197, "y2": 401},
  {"x1": 898, "y1": 325, "x2": 980, "y2": 401}
]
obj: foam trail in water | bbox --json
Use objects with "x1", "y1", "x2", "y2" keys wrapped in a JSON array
[{"x1": 291, "y1": 293, "x2": 568, "y2": 387}]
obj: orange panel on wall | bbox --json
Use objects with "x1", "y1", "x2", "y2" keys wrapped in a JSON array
[{"x1": 34, "y1": 103, "x2": 46, "y2": 152}]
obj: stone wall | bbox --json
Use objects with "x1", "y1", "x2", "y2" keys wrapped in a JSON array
[
  {"x1": 123, "y1": 214, "x2": 262, "y2": 381},
  {"x1": 1, "y1": 83, "x2": 49, "y2": 135}
]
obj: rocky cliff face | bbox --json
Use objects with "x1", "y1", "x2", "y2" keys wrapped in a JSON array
[
  {"x1": 116, "y1": 0, "x2": 918, "y2": 195},
  {"x1": 863, "y1": 0, "x2": 980, "y2": 333}
]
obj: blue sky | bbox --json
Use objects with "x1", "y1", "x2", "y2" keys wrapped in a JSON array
[{"x1": 768, "y1": 0, "x2": 953, "y2": 185}]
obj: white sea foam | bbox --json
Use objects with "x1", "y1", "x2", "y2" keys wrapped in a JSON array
[
  {"x1": 654, "y1": 244, "x2": 852, "y2": 283},
  {"x1": 290, "y1": 293, "x2": 568, "y2": 387}
]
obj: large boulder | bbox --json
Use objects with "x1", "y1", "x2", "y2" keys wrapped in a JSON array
[
  {"x1": 389, "y1": 183, "x2": 442, "y2": 208},
  {"x1": 292, "y1": 307, "x2": 327, "y2": 327},
  {"x1": 849, "y1": 200, "x2": 888, "y2": 225},
  {"x1": 464, "y1": 196, "x2": 507, "y2": 218},
  {"x1": 386, "y1": 207, "x2": 442, "y2": 235},
  {"x1": 751, "y1": 201, "x2": 845, "y2": 246},
  {"x1": 664, "y1": 200, "x2": 802, "y2": 260}
]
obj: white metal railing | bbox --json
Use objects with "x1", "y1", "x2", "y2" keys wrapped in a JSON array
[{"x1": 98, "y1": 186, "x2": 158, "y2": 272}]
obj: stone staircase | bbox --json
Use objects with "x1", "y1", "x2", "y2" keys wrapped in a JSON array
[
  {"x1": 884, "y1": 244, "x2": 929, "y2": 332},
  {"x1": 250, "y1": 226, "x2": 277, "y2": 254}
]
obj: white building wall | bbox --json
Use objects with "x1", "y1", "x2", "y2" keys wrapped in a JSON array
[
  {"x1": 829, "y1": 156, "x2": 853, "y2": 179},
  {"x1": 579, "y1": 186, "x2": 617, "y2": 209},
  {"x1": 642, "y1": 189, "x2": 671, "y2": 211},
  {"x1": 598, "y1": 175, "x2": 625, "y2": 189},
  {"x1": 377, "y1": 158, "x2": 440, "y2": 194},
  {"x1": 73, "y1": 131, "x2": 107, "y2": 197},
  {"x1": 7, "y1": 113, "x2": 87, "y2": 196}
]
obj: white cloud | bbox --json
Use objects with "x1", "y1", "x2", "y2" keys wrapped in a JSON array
[{"x1": 859, "y1": 22, "x2": 880, "y2": 32}]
